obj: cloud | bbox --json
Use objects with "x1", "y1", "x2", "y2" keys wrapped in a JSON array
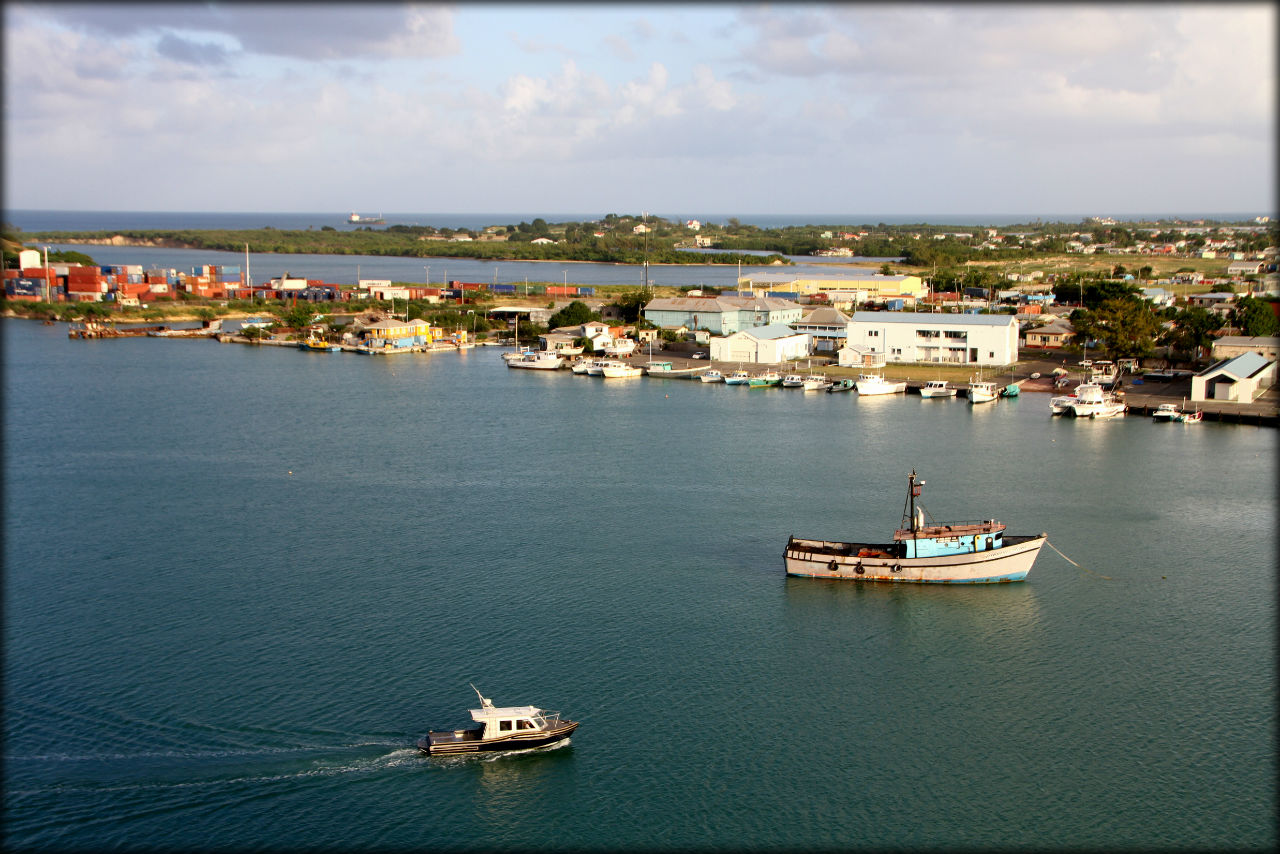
[{"x1": 25, "y1": 2, "x2": 460, "y2": 61}]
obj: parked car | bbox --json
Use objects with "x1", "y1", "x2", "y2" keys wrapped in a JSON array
[{"x1": 691, "y1": 352, "x2": 708, "y2": 359}]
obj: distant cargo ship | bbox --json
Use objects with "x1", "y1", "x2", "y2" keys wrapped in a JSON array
[{"x1": 347, "y1": 212, "x2": 385, "y2": 225}]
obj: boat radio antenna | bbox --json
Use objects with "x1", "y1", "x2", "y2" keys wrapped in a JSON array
[
  {"x1": 469, "y1": 683, "x2": 494, "y2": 708},
  {"x1": 903, "y1": 469, "x2": 926, "y2": 534}
]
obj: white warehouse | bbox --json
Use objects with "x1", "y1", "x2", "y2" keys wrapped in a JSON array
[{"x1": 847, "y1": 311, "x2": 1020, "y2": 366}]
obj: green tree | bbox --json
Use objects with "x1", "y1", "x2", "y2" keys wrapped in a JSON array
[
  {"x1": 547, "y1": 300, "x2": 598, "y2": 329},
  {"x1": 1092, "y1": 297, "x2": 1161, "y2": 359},
  {"x1": 610, "y1": 290, "x2": 649, "y2": 323},
  {"x1": 1234, "y1": 296, "x2": 1279, "y2": 337},
  {"x1": 1162, "y1": 306, "x2": 1222, "y2": 362}
]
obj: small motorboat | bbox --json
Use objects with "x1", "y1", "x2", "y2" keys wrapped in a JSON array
[
  {"x1": 918, "y1": 380, "x2": 956, "y2": 398},
  {"x1": 781, "y1": 374, "x2": 805, "y2": 388},
  {"x1": 724, "y1": 370, "x2": 752, "y2": 386},
  {"x1": 827, "y1": 378, "x2": 856, "y2": 393},
  {"x1": 417, "y1": 687, "x2": 579, "y2": 756},
  {"x1": 1152, "y1": 403, "x2": 1181, "y2": 422},
  {"x1": 700, "y1": 369, "x2": 724, "y2": 383},
  {"x1": 802, "y1": 375, "x2": 831, "y2": 391}
]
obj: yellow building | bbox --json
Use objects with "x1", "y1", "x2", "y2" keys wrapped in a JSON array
[{"x1": 738, "y1": 271, "x2": 926, "y2": 302}]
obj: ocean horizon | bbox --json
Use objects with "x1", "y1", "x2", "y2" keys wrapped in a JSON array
[{"x1": 4, "y1": 209, "x2": 1269, "y2": 234}]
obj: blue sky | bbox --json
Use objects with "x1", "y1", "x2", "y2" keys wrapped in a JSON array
[{"x1": 3, "y1": 2, "x2": 1275, "y2": 217}]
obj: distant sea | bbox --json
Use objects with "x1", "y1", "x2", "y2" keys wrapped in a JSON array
[{"x1": 4, "y1": 209, "x2": 1268, "y2": 233}]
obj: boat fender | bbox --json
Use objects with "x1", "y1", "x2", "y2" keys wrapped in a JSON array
[
  {"x1": 854, "y1": 565, "x2": 865, "y2": 575},
  {"x1": 892, "y1": 564, "x2": 901, "y2": 573},
  {"x1": 828, "y1": 560, "x2": 839, "y2": 572}
]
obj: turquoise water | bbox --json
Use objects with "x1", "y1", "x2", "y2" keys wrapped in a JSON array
[{"x1": 3, "y1": 318, "x2": 1275, "y2": 850}]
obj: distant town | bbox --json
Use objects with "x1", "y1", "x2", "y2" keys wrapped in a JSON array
[{"x1": 4, "y1": 213, "x2": 1276, "y2": 424}]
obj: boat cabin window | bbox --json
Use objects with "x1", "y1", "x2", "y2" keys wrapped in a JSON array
[
  {"x1": 499, "y1": 720, "x2": 512, "y2": 731},
  {"x1": 517, "y1": 719, "x2": 534, "y2": 730}
]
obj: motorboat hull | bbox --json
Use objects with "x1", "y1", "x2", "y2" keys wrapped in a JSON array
[
  {"x1": 418, "y1": 720, "x2": 579, "y2": 755},
  {"x1": 784, "y1": 534, "x2": 1046, "y2": 583}
]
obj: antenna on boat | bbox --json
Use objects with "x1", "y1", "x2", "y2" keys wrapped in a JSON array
[
  {"x1": 903, "y1": 469, "x2": 926, "y2": 534},
  {"x1": 470, "y1": 683, "x2": 494, "y2": 708}
]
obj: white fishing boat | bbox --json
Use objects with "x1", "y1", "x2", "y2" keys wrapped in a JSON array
[
  {"x1": 502, "y1": 347, "x2": 534, "y2": 362},
  {"x1": 417, "y1": 686, "x2": 579, "y2": 756},
  {"x1": 968, "y1": 379, "x2": 1000, "y2": 404},
  {"x1": 1068, "y1": 382, "x2": 1126, "y2": 418},
  {"x1": 570, "y1": 358, "x2": 598, "y2": 374},
  {"x1": 601, "y1": 361, "x2": 643, "y2": 378},
  {"x1": 785, "y1": 469, "x2": 1046, "y2": 583},
  {"x1": 724, "y1": 370, "x2": 752, "y2": 386},
  {"x1": 781, "y1": 374, "x2": 805, "y2": 388},
  {"x1": 700, "y1": 369, "x2": 724, "y2": 383},
  {"x1": 1152, "y1": 403, "x2": 1180, "y2": 422},
  {"x1": 802, "y1": 375, "x2": 832, "y2": 391},
  {"x1": 919, "y1": 380, "x2": 956, "y2": 398},
  {"x1": 507, "y1": 351, "x2": 564, "y2": 370},
  {"x1": 1049, "y1": 394, "x2": 1076, "y2": 415},
  {"x1": 855, "y1": 373, "x2": 907, "y2": 395}
]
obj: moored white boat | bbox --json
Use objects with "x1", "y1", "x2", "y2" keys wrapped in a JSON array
[
  {"x1": 724, "y1": 370, "x2": 752, "y2": 385},
  {"x1": 855, "y1": 373, "x2": 907, "y2": 395},
  {"x1": 1049, "y1": 394, "x2": 1077, "y2": 415},
  {"x1": 700, "y1": 369, "x2": 724, "y2": 383},
  {"x1": 784, "y1": 469, "x2": 1047, "y2": 583},
  {"x1": 802, "y1": 375, "x2": 831, "y2": 391},
  {"x1": 507, "y1": 351, "x2": 564, "y2": 370},
  {"x1": 968, "y1": 380, "x2": 1000, "y2": 404},
  {"x1": 1068, "y1": 382, "x2": 1126, "y2": 418},
  {"x1": 781, "y1": 374, "x2": 805, "y2": 388},
  {"x1": 1153, "y1": 403, "x2": 1180, "y2": 422},
  {"x1": 600, "y1": 361, "x2": 643, "y2": 378},
  {"x1": 919, "y1": 380, "x2": 956, "y2": 398},
  {"x1": 417, "y1": 687, "x2": 579, "y2": 756}
]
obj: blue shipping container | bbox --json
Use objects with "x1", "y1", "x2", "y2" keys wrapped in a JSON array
[
  {"x1": 887, "y1": 299, "x2": 905, "y2": 310},
  {"x1": 491, "y1": 284, "x2": 516, "y2": 293},
  {"x1": 577, "y1": 287, "x2": 595, "y2": 296}
]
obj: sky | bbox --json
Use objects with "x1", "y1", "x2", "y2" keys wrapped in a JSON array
[{"x1": 3, "y1": 2, "x2": 1276, "y2": 218}]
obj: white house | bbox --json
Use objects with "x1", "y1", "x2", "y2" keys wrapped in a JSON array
[
  {"x1": 1190, "y1": 352, "x2": 1276, "y2": 402},
  {"x1": 846, "y1": 311, "x2": 1020, "y2": 366},
  {"x1": 709, "y1": 323, "x2": 810, "y2": 364}
]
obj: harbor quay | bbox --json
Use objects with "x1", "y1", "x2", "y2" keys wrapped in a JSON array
[{"x1": 54, "y1": 312, "x2": 1275, "y2": 426}]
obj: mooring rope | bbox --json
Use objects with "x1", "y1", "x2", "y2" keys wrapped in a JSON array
[{"x1": 1046, "y1": 539, "x2": 1112, "y2": 580}]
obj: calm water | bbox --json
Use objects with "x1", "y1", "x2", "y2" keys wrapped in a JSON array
[{"x1": 3, "y1": 318, "x2": 1275, "y2": 851}]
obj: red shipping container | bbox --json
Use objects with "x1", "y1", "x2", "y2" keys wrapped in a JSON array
[
  {"x1": 4, "y1": 269, "x2": 19, "y2": 279},
  {"x1": 22, "y1": 268, "x2": 49, "y2": 278}
]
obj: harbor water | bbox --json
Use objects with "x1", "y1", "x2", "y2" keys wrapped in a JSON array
[{"x1": 3, "y1": 318, "x2": 1275, "y2": 850}]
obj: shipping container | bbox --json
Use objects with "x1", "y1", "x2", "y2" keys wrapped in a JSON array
[
  {"x1": 441, "y1": 288, "x2": 461, "y2": 298},
  {"x1": 125, "y1": 265, "x2": 142, "y2": 275},
  {"x1": 546, "y1": 286, "x2": 576, "y2": 296},
  {"x1": 577, "y1": 287, "x2": 595, "y2": 296},
  {"x1": 886, "y1": 299, "x2": 905, "y2": 311},
  {"x1": 490, "y1": 284, "x2": 517, "y2": 293}
]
